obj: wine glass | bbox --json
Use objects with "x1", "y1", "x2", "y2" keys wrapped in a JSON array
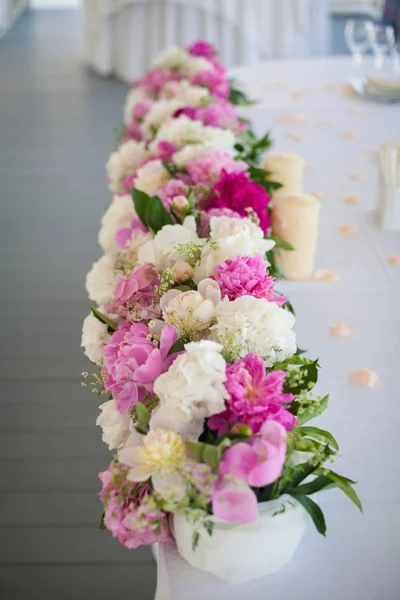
[
  {"x1": 345, "y1": 19, "x2": 373, "y2": 66},
  {"x1": 369, "y1": 24, "x2": 396, "y2": 70}
]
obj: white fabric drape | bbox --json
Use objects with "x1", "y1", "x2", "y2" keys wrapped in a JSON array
[{"x1": 82, "y1": 0, "x2": 330, "y2": 82}]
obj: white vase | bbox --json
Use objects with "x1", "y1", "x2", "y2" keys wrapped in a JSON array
[{"x1": 172, "y1": 495, "x2": 308, "y2": 584}]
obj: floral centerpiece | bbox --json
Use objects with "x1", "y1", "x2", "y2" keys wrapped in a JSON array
[{"x1": 82, "y1": 41, "x2": 361, "y2": 583}]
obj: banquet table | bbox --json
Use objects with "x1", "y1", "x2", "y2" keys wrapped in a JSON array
[{"x1": 154, "y1": 56, "x2": 400, "y2": 600}]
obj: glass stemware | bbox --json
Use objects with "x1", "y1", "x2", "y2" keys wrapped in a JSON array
[
  {"x1": 369, "y1": 24, "x2": 396, "y2": 70},
  {"x1": 345, "y1": 19, "x2": 373, "y2": 66}
]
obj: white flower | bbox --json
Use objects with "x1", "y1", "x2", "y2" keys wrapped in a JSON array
[
  {"x1": 85, "y1": 255, "x2": 116, "y2": 305},
  {"x1": 98, "y1": 195, "x2": 135, "y2": 255},
  {"x1": 138, "y1": 216, "x2": 200, "y2": 271},
  {"x1": 81, "y1": 312, "x2": 111, "y2": 364},
  {"x1": 160, "y1": 279, "x2": 220, "y2": 337},
  {"x1": 160, "y1": 80, "x2": 210, "y2": 106},
  {"x1": 119, "y1": 429, "x2": 187, "y2": 500},
  {"x1": 193, "y1": 217, "x2": 275, "y2": 283},
  {"x1": 134, "y1": 159, "x2": 171, "y2": 196},
  {"x1": 123, "y1": 87, "x2": 151, "y2": 126},
  {"x1": 106, "y1": 140, "x2": 148, "y2": 193},
  {"x1": 172, "y1": 144, "x2": 221, "y2": 169},
  {"x1": 141, "y1": 100, "x2": 182, "y2": 140},
  {"x1": 151, "y1": 45, "x2": 190, "y2": 70},
  {"x1": 149, "y1": 116, "x2": 235, "y2": 154},
  {"x1": 96, "y1": 399, "x2": 131, "y2": 450},
  {"x1": 181, "y1": 56, "x2": 213, "y2": 78},
  {"x1": 150, "y1": 340, "x2": 229, "y2": 438},
  {"x1": 211, "y1": 296, "x2": 296, "y2": 366}
]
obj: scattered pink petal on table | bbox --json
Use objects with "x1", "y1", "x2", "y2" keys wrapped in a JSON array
[
  {"x1": 304, "y1": 162, "x2": 313, "y2": 170},
  {"x1": 349, "y1": 107, "x2": 362, "y2": 116},
  {"x1": 284, "y1": 131, "x2": 304, "y2": 143},
  {"x1": 323, "y1": 83, "x2": 342, "y2": 91},
  {"x1": 275, "y1": 112, "x2": 312, "y2": 124},
  {"x1": 342, "y1": 85, "x2": 357, "y2": 97},
  {"x1": 313, "y1": 269, "x2": 340, "y2": 282},
  {"x1": 387, "y1": 254, "x2": 400, "y2": 266},
  {"x1": 337, "y1": 225, "x2": 357, "y2": 234},
  {"x1": 330, "y1": 323, "x2": 358, "y2": 337},
  {"x1": 318, "y1": 118, "x2": 333, "y2": 126},
  {"x1": 262, "y1": 81, "x2": 286, "y2": 90},
  {"x1": 348, "y1": 172, "x2": 364, "y2": 181},
  {"x1": 349, "y1": 368, "x2": 378, "y2": 388},
  {"x1": 291, "y1": 88, "x2": 313, "y2": 99},
  {"x1": 341, "y1": 131, "x2": 358, "y2": 140},
  {"x1": 343, "y1": 194, "x2": 360, "y2": 205}
]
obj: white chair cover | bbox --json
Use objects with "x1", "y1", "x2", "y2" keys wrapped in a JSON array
[{"x1": 83, "y1": 0, "x2": 330, "y2": 83}]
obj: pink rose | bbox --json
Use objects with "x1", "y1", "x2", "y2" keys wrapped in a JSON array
[
  {"x1": 191, "y1": 70, "x2": 230, "y2": 100},
  {"x1": 187, "y1": 40, "x2": 216, "y2": 58}
]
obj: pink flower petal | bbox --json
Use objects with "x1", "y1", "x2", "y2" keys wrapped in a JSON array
[
  {"x1": 212, "y1": 480, "x2": 258, "y2": 524},
  {"x1": 219, "y1": 443, "x2": 259, "y2": 481}
]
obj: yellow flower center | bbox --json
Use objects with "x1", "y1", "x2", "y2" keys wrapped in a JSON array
[{"x1": 138, "y1": 429, "x2": 186, "y2": 473}]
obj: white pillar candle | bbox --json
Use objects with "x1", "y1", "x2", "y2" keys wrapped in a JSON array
[
  {"x1": 271, "y1": 193, "x2": 320, "y2": 281},
  {"x1": 261, "y1": 152, "x2": 305, "y2": 198}
]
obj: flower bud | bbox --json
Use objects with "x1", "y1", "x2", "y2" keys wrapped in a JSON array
[
  {"x1": 231, "y1": 423, "x2": 253, "y2": 437},
  {"x1": 172, "y1": 260, "x2": 194, "y2": 284},
  {"x1": 172, "y1": 195, "x2": 188, "y2": 211}
]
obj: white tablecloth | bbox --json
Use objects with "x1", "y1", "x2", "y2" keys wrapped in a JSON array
[
  {"x1": 82, "y1": 0, "x2": 330, "y2": 82},
  {"x1": 155, "y1": 57, "x2": 400, "y2": 600}
]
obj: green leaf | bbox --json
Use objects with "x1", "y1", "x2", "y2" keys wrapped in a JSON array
[
  {"x1": 282, "y1": 461, "x2": 319, "y2": 493},
  {"x1": 136, "y1": 402, "x2": 150, "y2": 426},
  {"x1": 290, "y1": 475, "x2": 334, "y2": 496},
  {"x1": 324, "y1": 470, "x2": 363, "y2": 512},
  {"x1": 300, "y1": 426, "x2": 339, "y2": 451},
  {"x1": 161, "y1": 160, "x2": 178, "y2": 178},
  {"x1": 270, "y1": 236, "x2": 295, "y2": 251},
  {"x1": 132, "y1": 188, "x2": 150, "y2": 227},
  {"x1": 202, "y1": 445, "x2": 220, "y2": 468},
  {"x1": 100, "y1": 511, "x2": 106, "y2": 532},
  {"x1": 290, "y1": 494, "x2": 326, "y2": 536},
  {"x1": 281, "y1": 358, "x2": 320, "y2": 396},
  {"x1": 228, "y1": 80, "x2": 256, "y2": 106},
  {"x1": 145, "y1": 195, "x2": 174, "y2": 234},
  {"x1": 187, "y1": 187, "x2": 195, "y2": 211},
  {"x1": 192, "y1": 530, "x2": 200, "y2": 551},
  {"x1": 298, "y1": 394, "x2": 329, "y2": 425},
  {"x1": 295, "y1": 347, "x2": 307, "y2": 355},
  {"x1": 185, "y1": 441, "x2": 206, "y2": 462},
  {"x1": 90, "y1": 306, "x2": 118, "y2": 332},
  {"x1": 167, "y1": 338, "x2": 187, "y2": 356}
]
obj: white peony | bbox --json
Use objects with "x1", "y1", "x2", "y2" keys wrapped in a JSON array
[
  {"x1": 211, "y1": 295, "x2": 296, "y2": 366},
  {"x1": 96, "y1": 399, "x2": 131, "y2": 450},
  {"x1": 106, "y1": 140, "x2": 149, "y2": 194},
  {"x1": 81, "y1": 312, "x2": 111, "y2": 364},
  {"x1": 85, "y1": 254, "x2": 116, "y2": 305},
  {"x1": 181, "y1": 56, "x2": 213, "y2": 78},
  {"x1": 149, "y1": 116, "x2": 235, "y2": 154},
  {"x1": 123, "y1": 87, "x2": 151, "y2": 126},
  {"x1": 98, "y1": 194, "x2": 135, "y2": 255},
  {"x1": 141, "y1": 100, "x2": 183, "y2": 140},
  {"x1": 150, "y1": 340, "x2": 229, "y2": 439},
  {"x1": 151, "y1": 45, "x2": 190, "y2": 70},
  {"x1": 193, "y1": 217, "x2": 275, "y2": 283},
  {"x1": 160, "y1": 279, "x2": 220, "y2": 337},
  {"x1": 160, "y1": 80, "x2": 210, "y2": 106},
  {"x1": 138, "y1": 216, "x2": 200, "y2": 271},
  {"x1": 134, "y1": 159, "x2": 171, "y2": 197},
  {"x1": 172, "y1": 143, "x2": 223, "y2": 169}
]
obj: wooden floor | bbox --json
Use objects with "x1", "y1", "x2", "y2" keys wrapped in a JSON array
[{"x1": 0, "y1": 9, "x2": 157, "y2": 600}]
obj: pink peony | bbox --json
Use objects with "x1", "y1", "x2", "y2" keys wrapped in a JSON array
[
  {"x1": 153, "y1": 140, "x2": 178, "y2": 162},
  {"x1": 99, "y1": 462, "x2": 172, "y2": 549},
  {"x1": 208, "y1": 354, "x2": 296, "y2": 435},
  {"x1": 158, "y1": 178, "x2": 189, "y2": 209},
  {"x1": 206, "y1": 170, "x2": 271, "y2": 233},
  {"x1": 137, "y1": 69, "x2": 181, "y2": 94},
  {"x1": 174, "y1": 102, "x2": 243, "y2": 132},
  {"x1": 186, "y1": 151, "x2": 247, "y2": 187},
  {"x1": 115, "y1": 217, "x2": 148, "y2": 249},
  {"x1": 102, "y1": 322, "x2": 178, "y2": 413},
  {"x1": 187, "y1": 40, "x2": 216, "y2": 58},
  {"x1": 212, "y1": 478, "x2": 258, "y2": 524},
  {"x1": 214, "y1": 254, "x2": 289, "y2": 306},
  {"x1": 191, "y1": 70, "x2": 230, "y2": 99},
  {"x1": 132, "y1": 100, "x2": 153, "y2": 120},
  {"x1": 126, "y1": 120, "x2": 142, "y2": 141},
  {"x1": 219, "y1": 420, "x2": 287, "y2": 487},
  {"x1": 106, "y1": 263, "x2": 160, "y2": 320}
]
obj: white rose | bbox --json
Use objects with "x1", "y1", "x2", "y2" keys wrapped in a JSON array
[
  {"x1": 193, "y1": 217, "x2": 275, "y2": 283},
  {"x1": 211, "y1": 296, "x2": 296, "y2": 366},
  {"x1": 160, "y1": 80, "x2": 210, "y2": 105},
  {"x1": 160, "y1": 279, "x2": 220, "y2": 336},
  {"x1": 96, "y1": 399, "x2": 131, "y2": 450},
  {"x1": 151, "y1": 46, "x2": 190, "y2": 70},
  {"x1": 151, "y1": 340, "x2": 229, "y2": 439},
  {"x1": 98, "y1": 195, "x2": 135, "y2": 255},
  {"x1": 181, "y1": 56, "x2": 213, "y2": 78},
  {"x1": 81, "y1": 312, "x2": 111, "y2": 364},
  {"x1": 106, "y1": 140, "x2": 149, "y2": 194},
  {"x1": 141, "y1": 100, "x2": 182, "y2": 140},
  {"x1": 123, "y1": 87, "x2": 151, "y2": 126},
  {"x1": 138, "y1": 216, "x2": 200, "y2": 271},
  {"x1": 85, "y1": 255, "x2": 116, "y2": 305},
  {"x1": 134, "y1": 159, "x2": 171, "y2": 197}
]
